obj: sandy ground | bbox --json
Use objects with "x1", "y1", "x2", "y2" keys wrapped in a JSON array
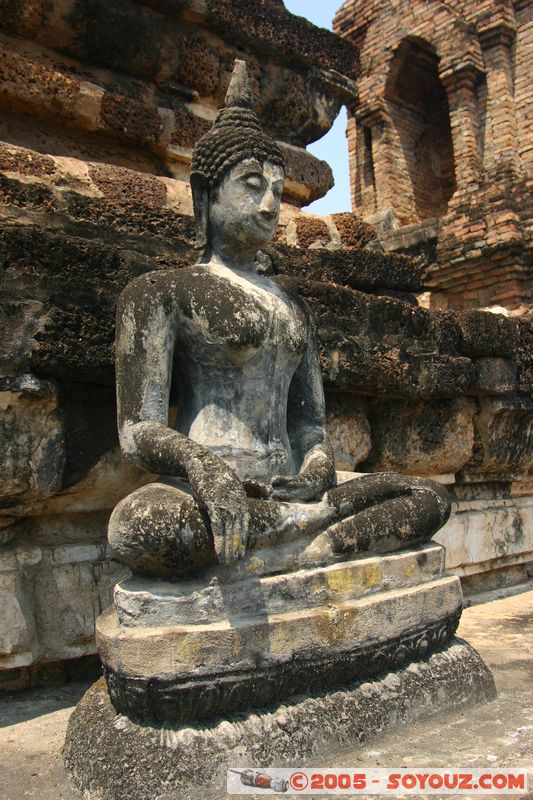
[{"x1": 0, "y1": 586, "x2": 531, "y2": 800}]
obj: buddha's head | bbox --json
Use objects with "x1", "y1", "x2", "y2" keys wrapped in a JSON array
[{"x1": 190, "y1": 60, "x2": 285, "y2": 263}]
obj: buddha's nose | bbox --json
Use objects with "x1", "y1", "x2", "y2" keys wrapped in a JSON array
[{"x1": 259, "y1": 189, "x2": 278, "y2": 218}]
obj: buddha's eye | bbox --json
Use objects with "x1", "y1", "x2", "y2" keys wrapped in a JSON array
[{"x1": 245, "y1": 173, "x2": 264, "y2": 190}]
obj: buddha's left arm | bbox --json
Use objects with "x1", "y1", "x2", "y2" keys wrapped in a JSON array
[{"x1": 271, "y1": 311, "x2": 336, "y2": 501}]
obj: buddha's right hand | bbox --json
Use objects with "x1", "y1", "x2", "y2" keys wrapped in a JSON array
[{"x1": 186, "y1": 451, "x2": 250, "y2": 564}]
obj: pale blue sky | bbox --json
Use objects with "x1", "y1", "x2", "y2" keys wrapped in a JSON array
[{"x1": 283, "y1": 0, "x2": 351, "y2": 214}]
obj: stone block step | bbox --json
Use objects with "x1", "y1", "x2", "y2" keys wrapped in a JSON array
[
  {"x1": 100, "y1": 575, "x2": 462, "y2": 680},
  {"x1": 114, "y1": 542, "x2": 445, "y2": 626}
]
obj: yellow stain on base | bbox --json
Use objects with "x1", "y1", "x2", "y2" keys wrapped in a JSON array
[
  {"x1": 231, "y1": 637, "x2": 241, "y2": 659},
  {"x1": 313, "y1": 605, "x2": 350, "y2": 644},
  {"x1": 245, "y1": 556, "x2": 265, "y2": 574},
  {"x1": 177, "y1": 635, "x2": 205, "y2": 667},
  {"x1": 404, "y1": 561, "x2": 416, "y2": 578},
  {"x1": 326, "y1": 562, "x2": 381, "y2": 595}
]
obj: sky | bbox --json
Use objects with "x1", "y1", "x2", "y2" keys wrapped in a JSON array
[{"x1": 282, "y1": 0, "x2": 351, "y2": 214}]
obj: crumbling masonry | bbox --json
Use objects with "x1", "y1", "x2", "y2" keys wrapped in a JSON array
[{"x1": 334, "y1": 0, "x2": 532, "y2": 311}]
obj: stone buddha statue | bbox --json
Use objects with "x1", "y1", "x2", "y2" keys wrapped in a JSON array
[
  {"x1": 63, "y1": 65, "x2": 490, "y2": 796},
  {"x1": 108, "y1": 60, "x2": 450, "y2": 579}
]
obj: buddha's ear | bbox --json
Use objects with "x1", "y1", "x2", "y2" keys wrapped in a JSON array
[{"x1": 190, "y1": 175, "x2": 209, "y2": 254}]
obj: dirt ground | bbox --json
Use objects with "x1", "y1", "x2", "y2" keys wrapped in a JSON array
[{"x1": 0, "y1": 585, "x2": 531, "y2": 800}]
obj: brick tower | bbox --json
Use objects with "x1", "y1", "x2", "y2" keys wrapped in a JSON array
[{"x1": 334, "y1": 0, "x2": 532, "y2": 311}]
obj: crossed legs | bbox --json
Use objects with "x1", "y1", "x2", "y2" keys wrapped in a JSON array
[{"x1": 108, "y1": 473, "x2": 451, "y2": 578}]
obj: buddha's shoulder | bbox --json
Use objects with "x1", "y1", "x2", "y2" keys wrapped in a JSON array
[{"x1": 118, "y1": 265, "x2": 210, "y2": 308}]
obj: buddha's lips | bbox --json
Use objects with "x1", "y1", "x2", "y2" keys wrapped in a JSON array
[{"x1": 253, "y1": 215, "x2": 277, "y2": 232}]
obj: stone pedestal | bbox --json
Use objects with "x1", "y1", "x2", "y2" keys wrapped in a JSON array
[
  {"x1": 97, "y1": 543, "x2": 463, "y2": 723},
  {"x1": 64, "y1": 541, "x2": 496, "y2": 799},
  {"x1": 64, "y1": 640, "x2": 496, "y2": 800}
]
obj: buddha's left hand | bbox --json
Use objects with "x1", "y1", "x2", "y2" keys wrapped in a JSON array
[{"x1": 270, "y1": 442, "x2": 336, "y2": 501}]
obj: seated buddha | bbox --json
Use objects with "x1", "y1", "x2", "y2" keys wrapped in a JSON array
[{"x1": 108, "y1": 61, "x2": 450, "y2": 579}]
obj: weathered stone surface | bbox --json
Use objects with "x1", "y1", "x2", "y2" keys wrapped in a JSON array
[
  {"x1": 0, "y1": 353, "x2": 153, "y2": 518},
  {"x1": 0, "y1": 34, "x2": 341, "y2": 206},
  {"x1": 280, "y1": 143, "x2": 334, "y2": 203},
  {"x1": 363, "y1": 397, "x2": 477, "y2": 475},
  {"x1": 516, "y1": 318, "x2": 533, "y2": 395},
  {"x1": 436, "y1": 493, "x2": 533, "y2": 578},
  {"x1": 331, "y1": 212, "x2": 377, "y2": 249},
  {"x1": 63, "y1": 641, "x2": 496, "y2": 800},
  {"x1": 0, "y1": 223, "x2": 189, "y2": 380},
  {"x1": 62, "y1": 0, "x2": 360, "y2": 89},
  {"x1": 0, "y1": 534, "x2": 127, "y2": 670},
  {"x1": 0, "y1": 375, "x2": 65, "y2": 507},
  {"x1": 454, "y1": 311, "x2": 519, "y2": 358},
  {"x1": 0, "y1": 0, "x2": 357, "y2": 152},
  {"x1": 0, "y1": 41, "x2": 81, "y2": 122},
  {"x1": 472, "y1": 357, "x2": 517, "y2": 396},
  {"x1": 1, "y1": 450, "x2": 152, "y2": 521},
  {"x1": 114, "y1": 543, "x2": 446, "y2": 627},
  {"x1": 0, "y1": 568, "x2": 34, "y2": 668},
  {"x1": 288, "y1": 279, "x2": 475, "y2": 399},
  {"x1": 0, "y1": 0, "x2": 50, "y2": 40},
  {"x1": 325, "y1": 394, "x2": 371, "y2": 469},
  {"x1": 268, "y1": 243, "x2": 422, "y2": 292},
  {"x1": 283, "y1": 211, "x2": 381, "y2": 253},
  {"x1": 100, "y1": 92, "x2": 162, "y2": 147},
  {"x1": 0, "y1": 140, "x2": 55, "y2": 175},
  {"x1": 294, "y1": 215, "x2": 330, "y2": 248},
  {"x1": 467, "y1": 396, "x2": 533, "y2": 476}
]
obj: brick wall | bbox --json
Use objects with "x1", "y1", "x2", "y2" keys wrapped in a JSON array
[{"x1": 335, "y1": 0, "x2": 532, "y2": 311}]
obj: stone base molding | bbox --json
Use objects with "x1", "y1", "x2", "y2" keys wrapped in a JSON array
[
  {"x1": 97, "y1": 544, "x2": 464, "y2": 724},
  {"x1": 64, "y1": 639, "x2": 496, "y2": 800}
]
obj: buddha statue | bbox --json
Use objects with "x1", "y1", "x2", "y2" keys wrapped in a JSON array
[
  {"x1": 63, "y1": 65, "x2": 485, "y2": 786},
  {"x1": 108, "y1": 61, "x2": 451, "y2": 579}
]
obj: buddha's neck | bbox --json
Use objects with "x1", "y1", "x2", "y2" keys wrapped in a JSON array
[{"x1": 205, "y1": 245, "x2": 257, "y2": 273}]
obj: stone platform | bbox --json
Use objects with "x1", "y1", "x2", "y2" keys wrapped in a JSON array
[
  {"x1": 97, "y1": 543, "x2": 464, "y2": 723},
  {"x1": 63, "y1": 639, "x2": 496, "y2": 800}
]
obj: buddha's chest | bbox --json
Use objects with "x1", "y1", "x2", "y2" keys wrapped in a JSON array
[{"x1": 176, "y1": 268, "x2": 308, "y2": 358}]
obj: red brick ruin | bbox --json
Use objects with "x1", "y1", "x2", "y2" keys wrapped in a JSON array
[{"x1": 335, "y1": 0, "x2": 532, "y2": 312}]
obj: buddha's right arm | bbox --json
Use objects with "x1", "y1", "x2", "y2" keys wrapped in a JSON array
[
  {"x1": 114, "y1": 275, "x2": 249, "y2": 562},
  {"x1": 115, "y1": 274, "x2": 225, "y2": 480},
  {"x1": 120, "y1": 419, "x2": 223, "y2": 482},
  {"x1": 123, "y1": 421, "x2": 249, "y2": 563}
]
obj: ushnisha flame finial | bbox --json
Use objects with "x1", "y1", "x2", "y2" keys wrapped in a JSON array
[{"x1": 223, "y1": 59, "x2": 254, "y2": 109}]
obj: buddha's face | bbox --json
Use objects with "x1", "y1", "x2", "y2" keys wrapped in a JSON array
[{"x1": 207, "y1": 159, "x2": 284, "y2": 260}]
